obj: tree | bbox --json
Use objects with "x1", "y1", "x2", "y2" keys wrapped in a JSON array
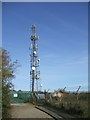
[{"x1": 0, "y1": 48, "x2": 18, "y2": 118}]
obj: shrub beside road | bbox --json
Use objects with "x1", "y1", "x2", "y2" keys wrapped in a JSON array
[{"x1": 45, "y1": 92, "x2": 89, "y2": 118}]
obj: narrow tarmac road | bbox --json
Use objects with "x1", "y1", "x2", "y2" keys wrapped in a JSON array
[{"x1": 10, "y1": 103, "x2": 54, "y2": 119}]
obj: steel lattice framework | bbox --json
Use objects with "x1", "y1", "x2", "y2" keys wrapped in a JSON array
[{"x1": 29, "y1": 25, "x2": 40, "y2": 95}]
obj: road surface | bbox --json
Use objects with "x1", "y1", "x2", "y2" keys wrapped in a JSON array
[{"x1": 10, "y1": 103, "x2": 54, "y2": 118}]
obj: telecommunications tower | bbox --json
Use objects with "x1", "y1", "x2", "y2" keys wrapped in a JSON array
[{"x1": 29, "y1": 25, "x2": 40, "y2": 95}]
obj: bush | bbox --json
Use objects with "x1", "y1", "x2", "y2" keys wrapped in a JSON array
[{"x1": 45, "y1": 92, "x2": 88, "y2": 117}]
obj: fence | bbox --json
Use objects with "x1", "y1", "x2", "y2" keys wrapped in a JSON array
[{"x1": 10, "y1": 90, "x2": 32, "y2": 103}]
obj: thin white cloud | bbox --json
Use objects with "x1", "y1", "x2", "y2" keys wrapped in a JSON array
[
  {"x1": 42, "y1": 53, "x2": 88, "y2": 66},
  {"x1": 67, "y1": 83, "x2": 88, "y2": 88},
  {"x1": 66, "y1": 56, "x2": 88, "y2": 65},
  {"x1": 42, "y1": 54, "x2": 54, "y2": 58}
]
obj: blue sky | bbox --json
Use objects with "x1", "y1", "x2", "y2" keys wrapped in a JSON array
[{"x1": 2, "y1": 2, "x2": 88, "y2": 92}]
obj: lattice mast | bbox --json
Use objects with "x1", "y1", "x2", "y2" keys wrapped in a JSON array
[{"x1": 30, "y1": 25, "x2": 40, "y2": 94}]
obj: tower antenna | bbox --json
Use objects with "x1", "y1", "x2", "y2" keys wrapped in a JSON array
[{"x1": 29, "y1": 25, "x2": 40, "y2": 102}]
